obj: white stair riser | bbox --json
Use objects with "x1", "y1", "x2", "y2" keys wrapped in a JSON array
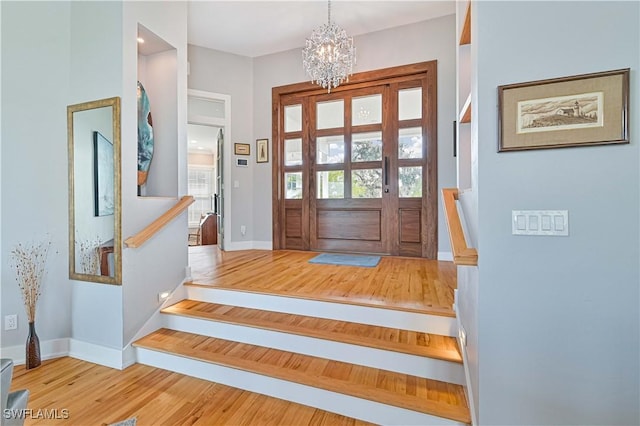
[
  {"x1": 186, "y1": 286, "x2": 457, "y2": 336},
  {"x1": 162, "y1": 314, "x2": 465, "y2": 384},
  {"x1": 136, "y1": 348, "x2": 466, "y2": 426}
]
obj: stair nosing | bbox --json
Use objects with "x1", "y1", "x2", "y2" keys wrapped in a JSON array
[
  {"x1": 161, "y1": 302, "x2": 462, "y2": 364},
  {"x1": 133, "y1": 329, "x2": 470, "y2": 424}
]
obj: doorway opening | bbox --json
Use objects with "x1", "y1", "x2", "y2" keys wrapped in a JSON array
[{"x1": 187, "y1": 90, "x2": 231, "y2": 250}]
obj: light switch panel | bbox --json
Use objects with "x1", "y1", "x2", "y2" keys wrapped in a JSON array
[{"x1": 512, "y1": 210, "x2": 569, "y2": 236}]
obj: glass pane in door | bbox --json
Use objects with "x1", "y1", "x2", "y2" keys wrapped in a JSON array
[
  {"x1": 284, "y1": 172, "x2": 303, "y2": 199},
  {"x1": 316, "y1": 135, "x2": 344, "y2": 164},
  {"x1": 317, "y1": 171, "x2": 344, "y2": 199},
  {"x1": 284, "y1": 138, "x2": 303, "y2": 166},
  {"x1": 285, "y1": 105, "x2": 302, "y2": 132},
  {"x1": 317, "y1": 100, "x2": 344, "y2": 129},
  {"x1": 352, "y1": 132, "x2": 382, "y2": 162},
  {"x1": 399, "y1": 167, "x2": 422, "y2": 198},
  {"x1": 398, "y1": 88, "x2": 422, "y2": 120},
  {"x1": 352, "y1": 94, "x2": 382, "y2": 126},
  {"x1": 398, "y1": 127, "x2": 423, "y2": 159},
  {"x1": 352, "y1": 169, "x2": 382, "y2": 198}
]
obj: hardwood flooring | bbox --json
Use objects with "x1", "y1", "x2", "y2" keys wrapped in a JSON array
[
  {"x1": 188, "y1": 247, "x2": 457, "y2": 316},
  {"x1": 9, "y1": 357, "x2": 372, "y2": 426}
]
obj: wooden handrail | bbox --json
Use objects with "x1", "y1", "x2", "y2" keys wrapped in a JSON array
[
  {"x1": 124, "y1": 195, "x2": 195, "y2": 248},
  {"x1": 442, "y1": 188, "x2": 478, "y2": 266}
]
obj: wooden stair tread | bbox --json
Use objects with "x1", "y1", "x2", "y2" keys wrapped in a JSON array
[
  {"x1": 134, "y1": 329, "x2": 470, "y2": 424},
  {"x1": 186, "y1": 282, "x2": 457, "y2": 317},
  {"x1": 163, "y1": 300, "x2": 462, "y2": 364}
]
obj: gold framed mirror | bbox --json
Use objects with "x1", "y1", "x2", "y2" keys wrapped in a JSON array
[{"x1": 67, "y1": 97, "x2": 122, "y2": 285}]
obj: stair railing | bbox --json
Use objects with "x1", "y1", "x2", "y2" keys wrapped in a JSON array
[
  {"x1": 124, "y1": 195, "x2": 195, "y2": 248},
  {"x1": 442, "y1": 188, "x2": 478, "y2": 266}
]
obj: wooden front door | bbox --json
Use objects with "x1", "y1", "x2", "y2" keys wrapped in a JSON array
[{"x1": 273, "y1": 62, "x2": 437, "y2": 258}]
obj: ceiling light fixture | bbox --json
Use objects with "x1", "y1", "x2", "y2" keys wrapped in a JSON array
[
  {"x1": 137, "y1": 37, "x2": 145, "y2": 44},
  {"x1": 302, "y1": 0, "x2": 356, "y2": 93}
]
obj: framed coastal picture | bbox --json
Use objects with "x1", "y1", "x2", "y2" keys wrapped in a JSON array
[
  {"x1": 93, "y1": 131, "x2": 114, "y2": 216},
  {"x1": 498, "y1": 68, "x2": 629, "y2": 152},
  {"x1": 234, "y1": 143, "x2": 250, "y2": 156},
  {"x1": 256, "y1": 138, "x2": 269, "y2": 163}
]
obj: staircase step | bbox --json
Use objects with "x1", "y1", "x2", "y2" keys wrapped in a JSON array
[
  {"x1": 185, "y1": 284, "x2": 458, "y2": 336},
  {"x1": 162, "y1": 300, "x2": 462, "y2": 364},
  {"x1": 133, "y1": 329, "x2": 471, "y2": 425}
]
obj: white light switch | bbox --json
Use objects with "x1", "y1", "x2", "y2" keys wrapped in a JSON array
[
  {"x1": 512, "y1": 210, "x2": 569, "y2": 236},
  {"x1": 233, "y1": 180, "x2": 240, "y2": 188},
  {"x1": 554, "y1": 215, "x2": 564, "y2": 231}
]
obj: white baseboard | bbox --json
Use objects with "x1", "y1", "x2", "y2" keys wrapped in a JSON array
[
  {"x1": 1, "y1": 338, "x2": 125, "y2": 370},
  {"x1": 68, "y1": 339, "x2": 124, "y2": 370},
  {"x1": 225, "y1": 241, "x2": 272, "y2": 251},
  {"x1": 438, "y1": 251, "x2": 453, "y2": 261},
  {"x1": 0, "y1": 338, "x2": 69, "y2": 365},
  {"x1": 457, "y1": 317, "x2": 478, "y2": 426}
]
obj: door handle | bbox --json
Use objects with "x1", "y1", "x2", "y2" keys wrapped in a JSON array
[{"x1": 384, "y1": 156, "x2": 389, "y2": 186}]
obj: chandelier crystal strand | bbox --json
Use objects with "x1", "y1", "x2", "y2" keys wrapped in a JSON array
[{"x1": 302, "y1": 0, "x2": 356, "y2": 93}]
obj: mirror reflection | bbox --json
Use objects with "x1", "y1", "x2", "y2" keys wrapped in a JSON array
[{"x1": 67, "y1": 97, "x2": 121, "y2": 285}]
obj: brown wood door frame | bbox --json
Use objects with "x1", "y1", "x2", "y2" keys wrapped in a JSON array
[{"x1": 272, "y1": 61, "x2": 438, "y2": 258}]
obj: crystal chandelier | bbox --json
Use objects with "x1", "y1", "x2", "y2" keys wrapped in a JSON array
[{"x1": 302, "y1": 0, "x2": 356, "y2": 93}]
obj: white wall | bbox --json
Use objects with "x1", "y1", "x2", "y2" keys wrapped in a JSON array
[
  {"x1": 122, "y1": 1, "x2": 188, "y2": 346},
  {"x1": 188, "y1": 15, "x2": 457, "y2": 253},
  {"x1": 68, "y1": 0, "x2": 124, "y2": 349},
  {"x1": 1, "y1": 1, "x2": 73, "y2": 349},
  {"x1": 188, "y1": 45, "x2": 254, "y2": 246},
  {"x1": 461, "y1": 2, "x2": 639, "y2": 424},
  {"x1": 138, "y1": 49, "x2": 179, "y2": 198}
]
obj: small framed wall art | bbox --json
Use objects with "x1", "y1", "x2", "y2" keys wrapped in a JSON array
[
  {"x1": 234, "y1": 143, "x2": 250, "y2": 156},
  {"x1": 256, "y1": 138, "x2": 269, "y2": 163},
  {"x1": 498, "y1": 68, "x2": 629, "y2": 152}
]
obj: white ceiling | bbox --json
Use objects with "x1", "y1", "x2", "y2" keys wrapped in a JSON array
[{"x1": 187, "y1": 1, "x2": 455, "y2": 58}]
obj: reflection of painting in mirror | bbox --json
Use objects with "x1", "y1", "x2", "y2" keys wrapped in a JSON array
[{"x1": 94, "y1": 131, "x2": 114, "y2": 216}]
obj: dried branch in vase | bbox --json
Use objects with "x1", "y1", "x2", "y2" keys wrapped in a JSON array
[
  {"x1": 9, "y1": 238, "x2": 51, "y2": 322},
  {"x1": 76, "y1": 236, "x2": 101, "y2": 275}
]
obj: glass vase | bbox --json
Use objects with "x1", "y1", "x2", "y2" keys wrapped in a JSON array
[{"x1": 26, "y1": 321, "x2": 41, "y2": 370}]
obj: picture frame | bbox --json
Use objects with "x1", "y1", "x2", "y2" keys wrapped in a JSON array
[
  {"x1": 256, "y1": 138, "x2": 269, "y2": 163},
  {"x1": 234, "y1": 143, "x2": 250, "y2": 156},
  {"x1": 498, "y1": 68, "x2": 629, "y2": 152},
  {"x1": 93, "y1": 131, "x2": 114, "y2": 216}
]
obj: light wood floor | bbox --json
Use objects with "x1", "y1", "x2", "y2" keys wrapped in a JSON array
[
  {"x1": 10, "y1": 357, "x2": 372, "y2": 426},
  {"x1": 189, "y1": 247, "x2": 457, "y2": 316}
]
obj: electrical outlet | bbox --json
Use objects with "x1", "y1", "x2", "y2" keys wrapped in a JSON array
[
  {"x1": 240, "y1": 225, "x2": 246, "y2": 236},
  {"x1": 5, "y1": 314, "x2": 17, "y2": 330}
]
